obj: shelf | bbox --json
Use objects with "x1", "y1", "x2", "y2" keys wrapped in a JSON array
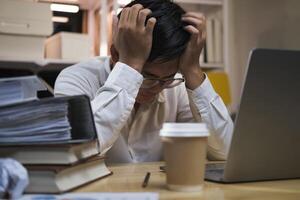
[
  {"x1": 0, "y1": 58, "x2": 79, "y2": 72},
  {"x1": 37, "y1": 0, "x2": 101, "y2": 10},
  {"x1": 174, "y1": 0, "x2": 223, "y2": 6},
  {"x1": 34, "y1": 58, "x2": 79, "y2": 66}
]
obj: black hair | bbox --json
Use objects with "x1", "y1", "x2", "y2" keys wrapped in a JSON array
[{"x1": 118, "y1": 0, "x2": 190, "y2": 62}]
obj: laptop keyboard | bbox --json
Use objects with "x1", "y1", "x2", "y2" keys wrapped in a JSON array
[
  {"x1": 205, "y1": 163, "x2": 225, "y2": 181},
  {"x1": 206, "y1": 163, "x2": 226, "y2": 170}
]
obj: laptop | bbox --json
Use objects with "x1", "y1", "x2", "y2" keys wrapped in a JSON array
[{"x1": 205, "y1": 48, "x2": 300, "y2": 183}]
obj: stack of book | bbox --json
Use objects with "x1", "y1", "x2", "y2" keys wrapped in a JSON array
[
  {"x1": 0, "y1": 76, "x2": 111, "y2": 193},
  {"x1": 0, "y1": 141, "x2": 111, "y2": 193},
  {"x1": 199, "y1": 11, "x2": 224, "y2": 66}
]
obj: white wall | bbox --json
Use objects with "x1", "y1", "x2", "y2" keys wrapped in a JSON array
[{"x1": 225, "y1": 0, "x2": 300, "y2": 112}]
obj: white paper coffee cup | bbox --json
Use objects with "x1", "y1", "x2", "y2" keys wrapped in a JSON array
[{"x1": 160, "y1": 123, "x2": 209, "y2": 192}]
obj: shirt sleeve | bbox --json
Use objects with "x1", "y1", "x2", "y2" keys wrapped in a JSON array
[
  {"x1": 91, "y1": 62, "x2": 143, "y2": 154},
  {"x1": 188, "y1": 75, "x2": 234, "y2": 160},
  {"x1": 54, "y1": 62, "x2": 143, "y2": 154}
]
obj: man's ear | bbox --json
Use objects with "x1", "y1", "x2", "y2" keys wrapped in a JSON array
[{"x1": 110, "y1": 45, "x2": 119, "y2": 64}]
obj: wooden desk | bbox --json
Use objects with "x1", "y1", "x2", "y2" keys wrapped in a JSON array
[{"x1": 75, "y1": 162, "x2": 300, "y2": 200}]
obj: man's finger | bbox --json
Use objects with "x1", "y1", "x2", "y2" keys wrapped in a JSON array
[
  {"x1": 128, "y1": 4, "x2": 143, "y2": 25},
  {"x1": 145, "y1": 17, "x2": 157, "y2": 34},
  {"x1": 182, "y1": 16, "x2": 205, "y2": 31},
  {"x1": 119, "y1": 8, "x2": 130, "y2": 25},
  {"x1": 184, "y1": 25, "x2": 199, "y2": 44},
  {"x1": 183, "y1": 12, "x2": 205, "y2": 20},
  {"x1": 137, "y1": 8, "x2": 152, "y2": 28}
]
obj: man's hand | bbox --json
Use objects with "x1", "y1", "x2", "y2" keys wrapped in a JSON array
[
  {"x1": 113, "y1": 4, "x2": 156, "y2": 73},
  {"x1": 179, "y1": 12, "x2": 206, "y2": 89}
]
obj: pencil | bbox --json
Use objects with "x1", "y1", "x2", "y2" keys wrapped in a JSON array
[{"x1": 142, "y1": 172, "x2": 151, "y2": 188}]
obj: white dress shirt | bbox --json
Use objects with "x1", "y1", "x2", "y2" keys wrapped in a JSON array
[{"x1": 54, "y1": 57, "x2": 234, "y2": 162}]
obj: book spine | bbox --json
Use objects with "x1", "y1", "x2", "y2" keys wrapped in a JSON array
[{"x1": 206, "y1": 18, "x2": 215, "y2": 63}]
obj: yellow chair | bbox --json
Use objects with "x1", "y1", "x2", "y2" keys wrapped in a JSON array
[{"x1": 206, "y1": 71, "x2": 232, "y2": 106}]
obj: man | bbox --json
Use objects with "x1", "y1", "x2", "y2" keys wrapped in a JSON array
[{"x1": 54, "y1": 0, "x2": 233, "y2": 163}]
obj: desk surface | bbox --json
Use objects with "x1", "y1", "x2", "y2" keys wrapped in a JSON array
[{"x1": 75, "y1": 162, "x2": 300, "y2": 200}]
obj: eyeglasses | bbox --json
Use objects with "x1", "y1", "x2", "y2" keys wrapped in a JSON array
[{"x1": 140, "y1": 75, "x2": 185, "y2": 89}]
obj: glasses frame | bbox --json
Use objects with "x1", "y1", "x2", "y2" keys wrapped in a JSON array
[{"x1": 140, "y1": 76, "x2": 185, "y2": 89}]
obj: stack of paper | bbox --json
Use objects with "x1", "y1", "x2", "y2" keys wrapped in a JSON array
[
  {"x1": 0, "y1": 99, "x2": 71, "y2": 143},
  {"x1": 0, "y1": 95, "x2": 103, "y2": 193},
  {"x1": 0, "y1": 76, "x2": 46, "y2": 106},
  {"x1": 0, "y1": 80, "x2": 23, "y2": 105}
]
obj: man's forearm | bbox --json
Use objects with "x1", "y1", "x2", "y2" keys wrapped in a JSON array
[
  {"x1": 189, "y1": 76, "x2": 234, "y2": 160},
  {"x1": 92, "y1": 62, "x2": 143, "y2": 153}
]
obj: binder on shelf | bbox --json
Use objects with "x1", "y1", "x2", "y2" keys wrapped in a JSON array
[
  {"x1": 0, "y1": 0, "x2": 53, "y2": 60},
  {"x1": 0, "y1": 0, "x2": 52, "y2": 36},
  {"x1": 214, "y1": 17, "x2": 223, "y2": 63},
  {"x1": 206, "y1": 18, "x2": 215, "y2": 63},
  {"x1": 45, "y1": 32, "x2": 92, "y2": 60},
  {"x1": 0, "y1": 95, "x2": 97, "y2": 146},
  {"x1": 0, "y1": 35, "x2": 46, "y2": 60}
]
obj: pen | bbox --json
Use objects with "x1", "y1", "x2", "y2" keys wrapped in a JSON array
[
  {"x1": 159, "y1": 165, "x2": 165, "y2": 172},
  {"x1": 142, "y1": 172, "x2": 151, "y2": 188}
]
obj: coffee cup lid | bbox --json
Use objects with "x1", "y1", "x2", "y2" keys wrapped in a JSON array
[{"x1": 159, "y1": 123, "x2": 209, "y2": 137}]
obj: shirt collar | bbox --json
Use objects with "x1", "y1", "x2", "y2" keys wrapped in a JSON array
[
  {"x1": 140, "y1": 91, "x2": 165, "y2": 110},
  {"x1": 158, "y1": 91, "x2": 165, "y2": 103}
]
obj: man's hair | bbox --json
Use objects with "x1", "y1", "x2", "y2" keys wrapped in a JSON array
[{"x1": 119, "y1": 0, "x2": 190, "y2": 62}]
